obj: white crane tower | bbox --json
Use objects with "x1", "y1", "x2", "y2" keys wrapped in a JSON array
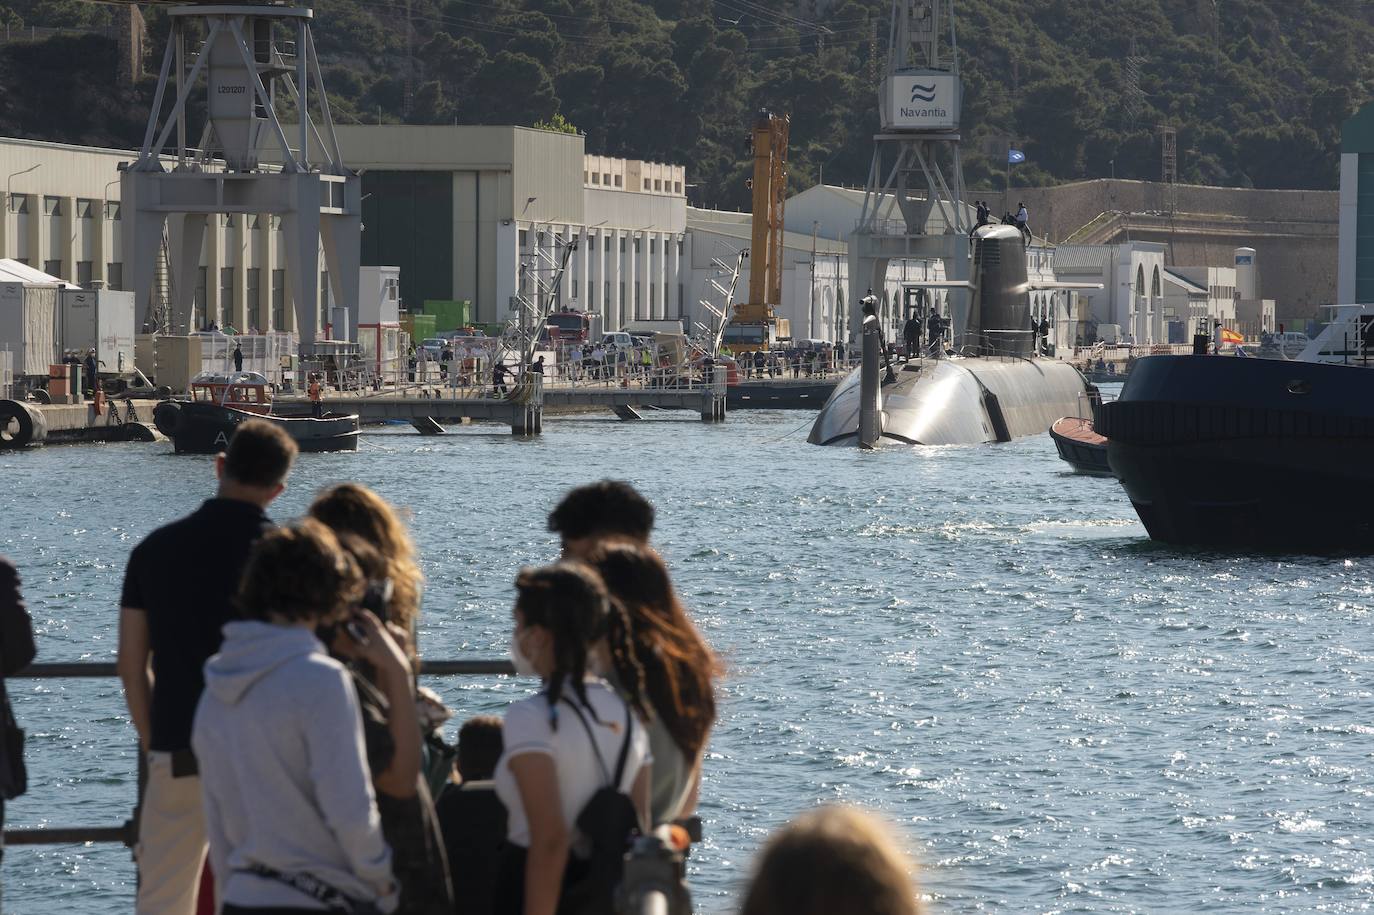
[
  {"x1": 848, "y1": 0, "x2": 970, "y2": 345},
  {"x1": 120, "y1": 0, "x2": 359, "y2": 345}
]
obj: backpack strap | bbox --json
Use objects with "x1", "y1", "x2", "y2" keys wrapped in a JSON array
[
  {"x1": 561, "y1": 697, "x2": 612, "y2": 786},
  {"x1": 611, "y1": 699, "x2": 633, "y2": 789}
]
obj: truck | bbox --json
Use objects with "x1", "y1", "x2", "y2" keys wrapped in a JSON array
[
  {"x1": 544, "y1": 308, "x2": 602, "y2": 346},
  {"x1": 722, "y1": 302, "x2": 790, "y2": 354}
]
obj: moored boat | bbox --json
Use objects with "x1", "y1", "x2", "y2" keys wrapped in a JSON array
[
  {"x1": 1049, "y1": 415, "x2": 1112, "y2": 476},
  {"x1": 153, "y1": 372, "x2": 359, "y2": 455}
]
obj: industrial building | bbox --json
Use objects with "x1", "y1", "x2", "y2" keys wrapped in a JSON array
[
  {"x1": 0, "y1": 125, "x2": 1294, "y2": 355},
  {"x1": 1339, "y1": 101, "x2": 1374, "y2": 306}
]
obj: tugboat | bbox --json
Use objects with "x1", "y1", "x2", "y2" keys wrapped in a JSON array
[
  {"x1": 1099, "y1": 306, "x2": 1374, "y2": 549},
  {"x1": 153, "y1": 372, "x2": 360, "y2": 454}
]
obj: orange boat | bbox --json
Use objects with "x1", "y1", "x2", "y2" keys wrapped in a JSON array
[{"x1": 1049, "y1": 416, "x2": 1113, "y2": 477}]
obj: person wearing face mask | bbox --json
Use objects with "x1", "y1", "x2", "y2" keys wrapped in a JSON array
[{"x1": 494, "y1": 563, "x2": 652, "y2": 915}]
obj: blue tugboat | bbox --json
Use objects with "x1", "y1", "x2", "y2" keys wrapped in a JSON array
[
  {"x1": 1099, "y1": 307, "x2": 1374, "y2": 549},
  {"x1": 153, "y1": 372, "x2": 360, "y2": 455}
]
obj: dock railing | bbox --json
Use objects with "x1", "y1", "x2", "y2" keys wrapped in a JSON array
[{"x1": 2, "y1": 658, "x2": 514, "y2": 847}]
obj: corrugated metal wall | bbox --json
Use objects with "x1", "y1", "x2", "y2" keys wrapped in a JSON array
[{"x1": 361, "y1": 171, "x2": 453, "y2": 312}]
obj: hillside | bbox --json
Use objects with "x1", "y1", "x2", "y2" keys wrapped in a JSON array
[{"x1": 0, "y1": 0, "x2": 1369, "y2": 210}]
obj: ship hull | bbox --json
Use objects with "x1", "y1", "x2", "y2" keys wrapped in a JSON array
[
  {"x1": 1099, "y1": 355, "x2": 1374, "y2": 549},
  {"x1": 154, "y1": 401, "x2": 360, "y2": 455}
]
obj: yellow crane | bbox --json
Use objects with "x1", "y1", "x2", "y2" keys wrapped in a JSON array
[{"x1": 723, "y1": 109, "x2": 791, "y2": 354}]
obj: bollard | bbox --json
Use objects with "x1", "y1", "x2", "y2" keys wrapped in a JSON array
[{"x1": 859, "y1": 315, "x2": 882, "y2": 449}]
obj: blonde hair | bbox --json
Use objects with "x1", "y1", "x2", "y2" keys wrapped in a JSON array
[
  {"x1": 740, "y1": 806, "x2": 920, "y2": 915},
  {"x1": 308, "y1": 483, "x2": 423, "y2": 634}
]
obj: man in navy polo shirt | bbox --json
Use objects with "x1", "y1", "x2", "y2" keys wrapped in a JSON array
[{"x1": 117, "y1": 420, "x2": 298, "y2": 915}]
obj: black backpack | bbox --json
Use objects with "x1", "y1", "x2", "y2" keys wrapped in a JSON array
[{"x1": 559, "y1": 698, "x2": 641, "y2": 915}]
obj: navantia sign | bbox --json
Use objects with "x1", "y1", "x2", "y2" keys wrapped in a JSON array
[{"x1": 881, "y1": 72, "x2": 960, "y2": 131}]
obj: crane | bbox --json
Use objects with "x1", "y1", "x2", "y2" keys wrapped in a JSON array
[{"x1": 723, "y1": 109, "x2": 790, "y2": 355}]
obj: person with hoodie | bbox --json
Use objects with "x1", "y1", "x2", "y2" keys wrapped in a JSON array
[{"x1": 192, "y1": 520, "x2": 399, "y2": 915}]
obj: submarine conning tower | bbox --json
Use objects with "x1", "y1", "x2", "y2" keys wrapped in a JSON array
[{"x1": 968, "y1": 224, "x2": 1034, "y2": 358}]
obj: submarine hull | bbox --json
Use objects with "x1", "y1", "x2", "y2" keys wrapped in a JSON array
[{"x1": 808, "y1": 356, "x2": 1089, "y2": 446}]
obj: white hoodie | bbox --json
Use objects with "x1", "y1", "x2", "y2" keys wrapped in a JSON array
[{"x1": 192, "y1": 621, "x2": 397, "y2": 912}]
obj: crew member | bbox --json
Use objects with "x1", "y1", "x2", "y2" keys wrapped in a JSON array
[
  {"x1": 308, "y1": 373, "x2": 323, "y2": 419},
  {"x1": 902, "y1": 313, "x2": 921, "y2": 362},
  {"x1": 1015, "y1": 202, "x2": 1031, "y2": 244},
  {"x1": 232, "y1": 343, "x2": 243, "y2": 373},
  {"x1": 926, "y1": 309, "x2": 944, "y2": 358}
]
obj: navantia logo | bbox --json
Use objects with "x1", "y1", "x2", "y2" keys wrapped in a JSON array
[{"x1": 911, "y1": 83, "x2": 937, "y2": 102}]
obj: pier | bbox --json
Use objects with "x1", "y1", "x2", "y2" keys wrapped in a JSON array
[{"x1": 289, "y1": 367, "x2": 731, "y2": 436}]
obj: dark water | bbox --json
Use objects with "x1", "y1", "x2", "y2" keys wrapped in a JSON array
[{"x1": 1, "y1": 406, "x2": 1371, "y2": 912}]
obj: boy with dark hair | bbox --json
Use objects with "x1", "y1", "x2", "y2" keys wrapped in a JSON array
[
  {"x1": 436, "y1": 716, "x2": 506, "y2": 915},
  {"x1": 547, "y1": 480, "x2": 655, "y2": 559},
  {"x1": 117, "y1": 419, "x2": 298, "y2": 915}
]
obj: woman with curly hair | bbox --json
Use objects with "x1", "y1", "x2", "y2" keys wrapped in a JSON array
[{"x1": 587, "y1": 541, "x2": 720, "y2": 825}]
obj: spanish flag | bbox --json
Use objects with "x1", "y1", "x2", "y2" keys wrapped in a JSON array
[{"x1": 1220, "y1": 327, "x2": 1244, "y2": 345}]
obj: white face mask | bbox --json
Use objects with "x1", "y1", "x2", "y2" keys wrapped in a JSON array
[{"x1": 510, "y1": 629, "x2": 539, "y2": 677}]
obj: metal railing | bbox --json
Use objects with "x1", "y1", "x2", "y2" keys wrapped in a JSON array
[{"x1": 3, "y1": 659, "x2": 514, "y2": 846}]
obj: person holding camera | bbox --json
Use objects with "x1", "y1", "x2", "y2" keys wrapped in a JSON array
[
  {"x1": 309, "y1": 483, "x2": 453, "y2": 914},
  {"x1": 192, "y1": 520, "x2": 398, "y2": 915}
]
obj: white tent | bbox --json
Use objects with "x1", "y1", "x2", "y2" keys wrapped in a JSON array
[{"x1": 0, "y1": 259, "x2": 74, "y2": 287}]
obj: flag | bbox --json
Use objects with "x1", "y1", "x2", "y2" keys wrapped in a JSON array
[
  {"x1": 1008, "y1": 149, "x2": 1026, "y2": 165},
  {"x1": 1220, "y1": 327, "x2": 1244, "y2": 344}
]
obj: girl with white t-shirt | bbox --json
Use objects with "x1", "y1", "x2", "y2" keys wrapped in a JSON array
[{"x1": 494, "y1": 562, "x2": 652, "y2": 915}]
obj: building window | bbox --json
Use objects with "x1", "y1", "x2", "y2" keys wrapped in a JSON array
[
  {"x1": 604, "y1": 235, "x2": 611, "y2": 252},
  {"x1": 603, "y1": 173, "x2": 611, "y2": 185},
  {"x1": 106, "y1": 262, "x2": 123, "y2": 291},
  {"x1": 674, "y1": 181, "x2": 682, "y2": 194},
  {"x1": 219, "y1": 267, "x2": 234, "y2": 326},
  {"x1": 592, "y1": 173, "x2": 600, "y2": 185},
  {"x1": 43, "y1": 197, "x2": 61, "y2": 216},
  {"x1": 520, "y1": 229, "x2": 528, "y2": 249},
  {"x1": 654, "y1": 179, "x2": 662, "y2": 191},
  {"x1": 614, "y1": 175, "x2": 622, "y2": 188},
  {"x1": 76, "y1": 200, "x2": 93, "y2": 219},
  {"x1": 650, "y1": 238, "x2": 657, "y2": 254},
  {"x1": 634, "y1": 237, "x2": 641, "y2": 254},
  {"x1": 12, "y1": 195, "x2": 29, "y2": 215},
  {"x1": 635, "y1": 282, "x2": 641, "y2": 310},
  {"x1": 643, "y1": 179, "x2": 651, "y2": 191},
  {"x1": 105, "y1": 202, "x2": 121, "y2": 220},
  {"x1": 605, "y1": 281, "x2": 611, "y2": 306},
  {"x1": 583, "y1": 171, "x2": 589, "y2": 183},
  {"x1": 223, "y1": 214, "x2": 235, "y2": 228},
  {"x1": 76, "y1": 261, "x2": 92, "y2": 287},
  {"x1": 246, "y1": 267, "x2": 262, "y2": 332},
  {"x1": 619, "y1": 237, "x2": 626, "y2": 253},
  {"x1": 44, "y1": 259, "x2": 62, "y2": 278},
  {"x1": 272, "y1": 268, "x2": 285, "y2": 331},
  {"x1": 249, "y1": 215, "x2": 262, "y2": 230},
  {"x1": 649, "y1": 284, "x2": 656, "y2": 309}
]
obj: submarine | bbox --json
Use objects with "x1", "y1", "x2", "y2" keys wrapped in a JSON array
[{"x1": 808, "y1": 224, "x2": 1101, "y2": 447}]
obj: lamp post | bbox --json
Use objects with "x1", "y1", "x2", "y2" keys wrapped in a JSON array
[{"x1": 7, "y1": 163, "x2": 41, "y2": 213}]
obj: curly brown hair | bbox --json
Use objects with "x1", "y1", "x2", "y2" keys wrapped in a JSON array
[
  {"x1": 237, "y1": 519, "x2": 363, "y2": 624},
  {"x1": 308, "y1": 483, "x2": 423, "y2": 632},
  {"x1": 587, "y1": 541, "x2": 720, "y2": 760}
]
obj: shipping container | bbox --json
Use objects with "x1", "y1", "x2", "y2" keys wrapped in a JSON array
[
  {"x1": 60, "y1": 289, "x2": 135, "y2": 376},
  {"x1": 0, "y1": 281, "x2": 59, "y2": 380},
  {"x1": 423, "y1": 299, "x2": 472, "y2": 332}
]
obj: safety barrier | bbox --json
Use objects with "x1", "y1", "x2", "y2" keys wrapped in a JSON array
[{"x1": 2, "y1": 659, "x2": 514, "y2": 846}]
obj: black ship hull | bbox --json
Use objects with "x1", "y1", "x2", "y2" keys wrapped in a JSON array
[
  {"x1": 154, "y1": 401, "x2": 360, "y2": 455},
  {"x1": 1099, "y1": 355, "x2": 1374, "y2": 550}
]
